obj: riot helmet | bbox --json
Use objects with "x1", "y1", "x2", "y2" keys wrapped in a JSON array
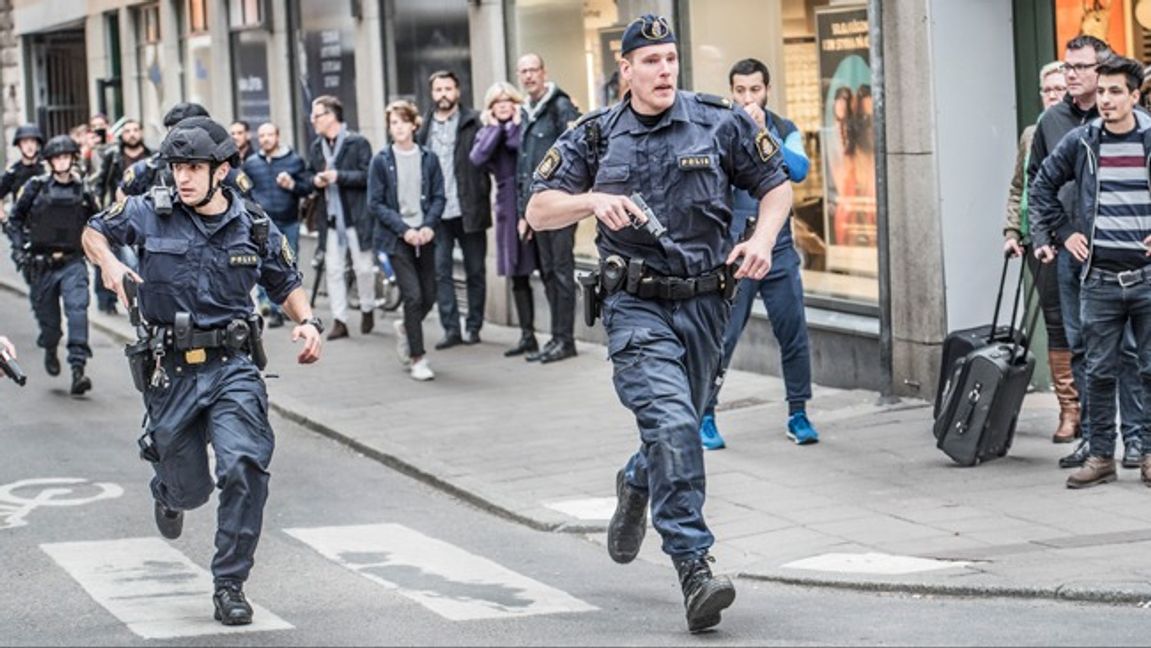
[
  {"x1": 162, "y1": 102, "x2": 210, "y2": 129},
  {"x1": 11, "y1": 123, "x2": 44, "y2": 146}
]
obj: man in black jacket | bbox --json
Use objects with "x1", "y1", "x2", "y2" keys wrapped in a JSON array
[
  {"x1": 417, "y1": 70, "x2": 492, "y2": 348},
  {"x1": 307, "y1": 95, "x2": 375, "y2": 340},
  {"x1": 1028, "y1": 35, "x2": 1145, "y2": 471},
  {"x1": 516, "y1": 53, "x2": 581, "y2": 363}
]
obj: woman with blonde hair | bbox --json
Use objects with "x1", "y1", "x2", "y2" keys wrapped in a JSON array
[
  {"x1": 369, "y1": 99, "x2": 446, "y2": 381},
  {"x1": 470, "y1": 81, "x2": 541, "y2": 357}
]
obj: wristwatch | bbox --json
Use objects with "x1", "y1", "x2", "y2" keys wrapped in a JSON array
[{"x1": 301, "y1": 315, "x2": 325, "y2": 334}]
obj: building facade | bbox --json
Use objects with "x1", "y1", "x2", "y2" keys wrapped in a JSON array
[{"x1": 5, "y1": 0, "x2": 1111, "y2": 399}]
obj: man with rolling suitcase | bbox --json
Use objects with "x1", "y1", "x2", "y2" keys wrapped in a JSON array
[{"x1": 1031, "y1": 56, "x2": 1151, "y2": 488}]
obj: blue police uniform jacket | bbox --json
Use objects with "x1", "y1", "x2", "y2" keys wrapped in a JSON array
[
  {"x1": 119, "y1": 154, "x2": 254, "y2": 200},
  {"x1": 531, "y1": 90, "x2": 788, "y2": 278},
  {"x1": 731, "y1": 109, "x2": 808, "y2": 250},
  {"x1": 87, "y1": 188, "x2": 302, "y2": 328}
]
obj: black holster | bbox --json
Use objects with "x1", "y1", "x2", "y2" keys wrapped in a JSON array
[
  {"x1": 723, "y1": 261, "x2": 742, "y2": 301},
  {"x1": 124, "y1": 339, "x2": 154, "y2": 393},
  {"x1": 578, "y1": 271, "x2": 601, "y2": 327},
  {"x1": 246, "y1": 314, "x2": 268, "y2": 370}
]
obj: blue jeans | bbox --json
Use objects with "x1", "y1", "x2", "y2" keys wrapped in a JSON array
[
  {"x1": 1057, "y1": 253, "x2": 1143, "y2": 447},
  {"x1": 259, "y1": 222, "x2": 299, "y2": 315},
  {"x1": 705, "y1": 245, "x2": 811, "y2": 415},
  {"x1": 604, "y1": 290, "x2": 729, "y2": 561},
  {"x1": 1079, "y1": 269, "x2": 1151, "y2": 457}
]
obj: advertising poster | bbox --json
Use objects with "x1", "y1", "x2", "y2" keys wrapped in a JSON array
[
  {"x1": 1055, "y1": 0, "x2": 1129, "y2": 55},
  {"x1": 816, "y1": 5, "x2": 877, "y2": 277},
  {"x1": 232, "y1": 32, "x2": 271, "y2": 127}
]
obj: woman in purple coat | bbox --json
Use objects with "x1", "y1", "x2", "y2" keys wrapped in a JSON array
[{"x1": 470, "y1": 82, "x2": 540, "y2": 357}]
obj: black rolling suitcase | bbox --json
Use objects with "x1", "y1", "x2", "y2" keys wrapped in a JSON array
[
  {"x1": 932, "y1": 257, "x2": 1028, "y2": 418},
  {"x1": 933, "y1": 257, "x2": 1040, "y2": 466}
]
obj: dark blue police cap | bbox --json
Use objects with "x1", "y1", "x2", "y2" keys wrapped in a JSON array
[{"x1": 620, "y1": 14, "x2": 676, "y2": 56}]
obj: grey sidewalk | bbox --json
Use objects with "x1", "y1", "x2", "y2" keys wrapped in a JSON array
[{"x1": 6, "y1": 242, "x2": 1151, "y2": 605}]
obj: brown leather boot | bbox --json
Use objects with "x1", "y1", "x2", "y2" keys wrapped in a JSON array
[
  {"x1": 1049, "y1": 349, "x2": 1081, "y2": 443},
  {"x1": 1066, "y1": 456, "x2": 1117, "y2": 489}
]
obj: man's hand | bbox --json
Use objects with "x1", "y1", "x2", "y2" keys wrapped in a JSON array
[
  {"x1": 1034, "y1": 244, "x2": 1057, "y2": 264},
  {"x1": 741, "y1": 102, "x2": 766, "y2": 130},
  {"x1": 313, "y1": 173, "x2": 330, "y2": 189},
  {"x1": 0, "y1": 336, "x2": 15, "y2": 362},
  {"x1": 727, "y1": 234, "x2": 775, "y2": 280},
  {"x1": 587, "y1": 192, "x2": 643, "y2": 232},
  {"x1": 1063, "y1": 232, "x2": 1089, "y2": 262},
  {"x1": 101, "y1": 260, "x2": 144, "y2": 308},
  {"x1": 291, "y1": 322, "x2": 322, "y2": 364},
  {"x1": 418, "y1": 226, "x2": 435, "y2": 245},
  {"x1": 319, "y1": 170, "x2": 338, "y2": 186},
  {"x1": 1004, "y1": 238, "x2": 1024, "y2": 258},
  {"x1": 517, "y1": 218, "x2": 533, "y2": 241},
  {"x1": 403, "y1": 229, "x2": 421, "y2": 246},
  {"x1": 276, "y1": 171, "x2": 296, "y2": 191},
  {"x1": 1144, "y1": 233, "x2": 1151, "y2": 256}
]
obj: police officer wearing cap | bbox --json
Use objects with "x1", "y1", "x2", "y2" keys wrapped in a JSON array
[
  {"x1": 9, "y1": 135, "x2": 98, "y2": 395},
  {"x1": 117, "y1": 102, "x2": 254, "y2": 201},
  {"x1": 82, "y1": 116, "x2": 324, "y2": 626},
  {"x1": 526, "y1": 15, "x2": 792, "y2": 633}
]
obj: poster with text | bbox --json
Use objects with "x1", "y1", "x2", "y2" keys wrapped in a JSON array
[{"x1": 816, "y1": 5, "x2": 877, "y2": 278}]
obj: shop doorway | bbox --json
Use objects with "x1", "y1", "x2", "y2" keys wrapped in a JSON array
[{"x1": 27, "y1": 29, "x2": 90, "y2": 138}]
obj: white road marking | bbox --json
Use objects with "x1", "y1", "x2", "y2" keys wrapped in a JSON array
[
  {"x1": 0, "y1": 478, "x2": 123, "y2": 530},
  {"x1": 544, "y1": 497, "x2": 617, "y2": 521},
  {"x1": 41, "y1": 537, "x2": 292, "y2": 639},
  {"x1": 285, "y1": 523, "x2": 598, "y2": 621},
  {"x1": 782, "y1": 552, "x2": 971, "y2": 575}
]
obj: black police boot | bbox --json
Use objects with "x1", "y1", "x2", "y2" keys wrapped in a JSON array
[
  {"x1": 675, "y1": 555, "x2": 736, "y2": 633},
  {"x1": 153, "y1": 501, "x2": 183, "y2": 540},
  {"x1": 1059, "y1": 438, "x2": 1091, "y2": 469},
  {"x1": 213, "y1": 583, "x2": 253, "y2": 626},
  {"x1": 607, "y1": 469, "x2": 648, "y2": 564},
  {"x1": 44, "y1": 348, "x2": 60, "y2": 376},
  {"x1": 69, "y1": 365, "x2": 92, "y2": 396}
]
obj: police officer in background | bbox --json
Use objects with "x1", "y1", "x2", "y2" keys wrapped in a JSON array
[
  {"x1": 117, "y1": 102, "x2": 254, "y2": 202},
  {"x1": 8, "y1": 135, "x2": 97, "y2": 394},
  {"x1": 82, "y1": 117, "x2": 324, "y2": 626},
  {"x1": 0, "y1": 124, "x2": 45, "y2": 222},
  {"x1": 527, "y1": 15, "x2": 792, "y2": 633}
]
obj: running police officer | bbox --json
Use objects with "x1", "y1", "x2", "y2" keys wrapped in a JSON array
[
  {"x1": 117, "y1": 102, "x2": 254, "y2": 201},
  {"x1": 1, "y1": 123, "x2": 45, "y2": 255},
  {"x1": 526, "y1": 15, "x2": 793, "y2": 633},
  {"x1": 8, "y1": 135, "x2": 97, "y2": 394},
  {"x1": 82, "y1": 117, "x2": 324, "y2": 626}
]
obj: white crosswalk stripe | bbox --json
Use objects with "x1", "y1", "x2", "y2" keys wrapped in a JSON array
[
  {"x1": 285, "y1": 523, "x2": 598, "y2": 621},
  {"x1": 40, "y1": 537, "x2": 292, "y2": 639}
]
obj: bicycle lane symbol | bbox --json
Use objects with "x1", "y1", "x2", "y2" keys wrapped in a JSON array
[{"x1": 0, "y1": 478, "x2": 124, "y2": 530}]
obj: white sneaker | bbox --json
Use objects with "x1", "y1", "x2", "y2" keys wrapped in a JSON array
[
  {"x1": 410, "y1": 358, "x2": 434, "y2": 381},
  {"x1": 393, "y1": 320, "x2": 410, "y2": 367}
]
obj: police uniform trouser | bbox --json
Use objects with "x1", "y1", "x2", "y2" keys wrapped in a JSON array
[
  {"x1": 604, "y1": 290, "x2": 728, "y2": 560},
  {"x1": 145, "y1": 356, "x2": 273, "y2": 587},
  {"x1": 30, "y1": 257, "x2": 91, "y2": 367}
]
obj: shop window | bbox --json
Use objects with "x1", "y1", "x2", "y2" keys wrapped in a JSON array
[
  {"x1": 293, "y1": 0, "x2": 359, "y2": 142},
  {"x1": 230, "y1": 0, "x2": 265, "y2": 28},
  {"x1": 505, "y1": 0, "x2": 675, "y2": 261},
  {"x1": 135, "y1": 3, "x2": 164, "y2": 144},
  {"x1": 383, "y1": 0, "x2": 472, "y2": 109},
  {"x1": 687, "y1": 0, "x2": 878, "y2": 306}
]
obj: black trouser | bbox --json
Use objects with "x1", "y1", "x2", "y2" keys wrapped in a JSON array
[
  {"x1": 511, "y1": 274, "x2": 534, "y2": 333},
  {"x1": 391, "y1": 242, "x2": 437, "y2": 358},
  {"x1": 1025, "y1": 249, "x2": 1068, "y2": 350},
  {"x1": 435, "y1": 218, "x2": 487, "y2": 336},
  {"x1": 536, "y1": 224, "x2": 576, "y2": 344}
]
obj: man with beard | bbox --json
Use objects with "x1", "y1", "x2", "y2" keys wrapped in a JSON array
[
  {"x1": 698, "y1": 58, "x2": 818, "y2": 451},
  {"x1": 92, "y1": 119, "x2": 152, "y2": 313},
  {"x1": 416, "y1": 70, "x2": 491, "y2": 348}
]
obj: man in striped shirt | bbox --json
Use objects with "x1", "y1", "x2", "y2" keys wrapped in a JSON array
[{"x1": 1032, "y1": 56, "x2": 1151, "y2": 489}]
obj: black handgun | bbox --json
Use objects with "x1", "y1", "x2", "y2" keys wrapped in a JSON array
[
  {"x1": 628, "y1": 193, "x2": 668, "y2": 239},
  {"x1": 0, "y1": 347, "x2": 27, "y2": 386},
  {"x1": 123, "y1": 277, "x2": 155, "y2": 393}
]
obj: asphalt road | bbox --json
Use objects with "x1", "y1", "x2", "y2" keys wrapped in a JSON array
[{"x1": 1, "y1": 286, "x2": 1149, "y2": 647}]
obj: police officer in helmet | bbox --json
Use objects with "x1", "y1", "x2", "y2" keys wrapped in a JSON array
[
  {"x1": 8, "y1": 134, "x2": 98, "y2": 394},
  {"x1": 526, "y1": 15, "x2": 793, "y2": 632},
  {"x1": 82, "y1": 116, "x2": 324, "y2": 626},
  {"x1": 117, "y1": 102, "x2": 254, "y2": 201},
  {"x1": 0, "y1": 124, "x2": 45, "y2": 211}
]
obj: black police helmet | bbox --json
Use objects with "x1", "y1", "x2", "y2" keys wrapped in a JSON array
[
  {"x1": 162, "y1": 102, "x2": 210, "y2": 128},
  {"x1": 12, "y1": 123, "x2": 44, "y2": 146},
  {"x1": 42, "y1": 134, "x2": 80, "y2": 159},
  {"x1": 160, "y1": 117, "x2": 239, "y2": 166}
]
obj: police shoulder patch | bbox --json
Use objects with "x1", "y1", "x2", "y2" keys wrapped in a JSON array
[
  {"x1": 281, "y1": 236, "x2": 295, "y2": 265},
  {"x1": 103, "y1": 200, "x2": 126, "y2": 220},
  {"x1": 696, "y1": 93, "x2": 733, "y2": 109},
  {"x1": 536, "y1": 147, "x2": 562, "y2": 180},
  {"x1": 755, "y1": 129, "x2": 780, "y2": 162},
  {"x1": 121, "y1": 165, "x2": 136, "y2": 187},
  {"x1": 236, "y1": 171, "x2": 253, "y2": 193}
]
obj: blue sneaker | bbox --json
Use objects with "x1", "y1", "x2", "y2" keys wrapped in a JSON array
[
  {"x1": 787, "y1": 412, "x2": 819, "y2": 445},
  {"x1": 700, "y1": 414, "x2": 726, "y2": 450}
]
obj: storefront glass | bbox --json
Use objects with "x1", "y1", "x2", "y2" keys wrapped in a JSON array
[
  {"x1": 134, "y1": 3, "x2": 164, "y2": 145},
  {"x1": 293, "y1": 0, "x2": 359, "y2": 141},
  {"x1": 384, "y1": 0, "x2": 472, "y2": 109}
]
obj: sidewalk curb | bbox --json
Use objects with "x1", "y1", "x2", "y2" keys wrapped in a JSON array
[{"x1": 5, "y1": 274, "x2": 1147, "y2": 606}]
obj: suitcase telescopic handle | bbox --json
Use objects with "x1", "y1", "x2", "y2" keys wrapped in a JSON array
[{"x1": 987, "y1": 254, "x2": 1012, "y2": 343}]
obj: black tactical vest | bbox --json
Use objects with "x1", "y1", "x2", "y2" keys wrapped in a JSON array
[{"x1": 27, "y1": 179, "x2": 88, "y2": 253}]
